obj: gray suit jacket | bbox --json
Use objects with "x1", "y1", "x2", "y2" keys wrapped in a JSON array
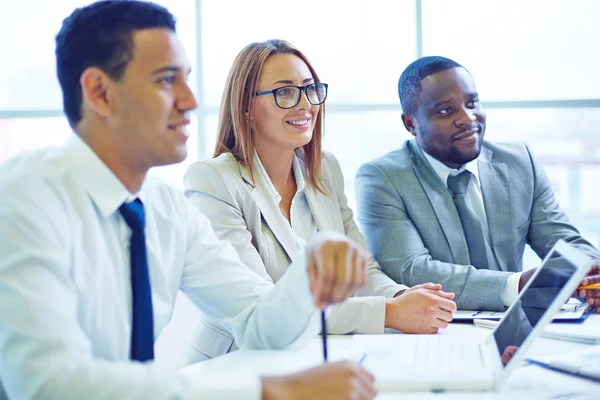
[{"x1": 356, "y1": 139, "x2": 600, "y2": 310}]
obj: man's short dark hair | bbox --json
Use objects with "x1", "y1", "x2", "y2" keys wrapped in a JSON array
[
  {"x1": 55, "y1": 0, "x2": 177, "y2": 127},
  {"x1": 398, "y1": 56, "x2": 464, "y2": 115}
]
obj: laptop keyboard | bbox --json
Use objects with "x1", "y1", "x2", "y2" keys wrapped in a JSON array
[{"x1": 412, "y1": 337, "x2": 482, "y2": 377}]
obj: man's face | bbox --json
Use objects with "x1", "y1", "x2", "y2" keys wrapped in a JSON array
[
  {"x1": 110, "y1": 28, "x2": 197, "y2": 170},
  {"x1": 404, "y1": 67, "x2": 486, "y2": 169}
]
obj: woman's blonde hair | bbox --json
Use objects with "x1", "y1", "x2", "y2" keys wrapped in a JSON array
[{"x1": 214, "y1": 39, "x2": 325, "y2": 192}]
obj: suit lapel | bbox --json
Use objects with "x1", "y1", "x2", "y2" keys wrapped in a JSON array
[
  {"x1": 305, "y1": 184, "x2": 342, "y2": 232},
  {"x1": 303, "y1": 155, "x2": 343, "y2": 232},
  {"x1": 239, "y1": 163, "x2": 298, "y2": 261},
  {"x1": 477, "y1": 146, "x2": 511, "y2": 272},
  {"x1": 408, "y1": 140, "x2": 470, "y2": 265}
]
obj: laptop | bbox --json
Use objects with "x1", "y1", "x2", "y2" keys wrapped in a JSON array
[{"x1": 356, "y1": 239, "x2": 594, "y2": 392}]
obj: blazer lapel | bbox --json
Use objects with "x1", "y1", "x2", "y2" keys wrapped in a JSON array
[
  {"x1": 477, "y1": 146, "x2": 511, "y2": 272},
  {"x1": 408, "y1": 140, "x2": 470, "y2": 265},
  {"x1": 239, "y1": 163, "x2": 298, "y2": 261},
  {"x1": 302, "y1": 154, "x2": 342, "y2": 232},
  {"x1": 305, "y1": 185, "x2": 342, "y2": 233}
]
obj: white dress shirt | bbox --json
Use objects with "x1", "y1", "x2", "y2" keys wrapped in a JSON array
[
  {"x1": 255, "y1": 153, "x2": 317, "y2": 281},
  {"x1": 419, "y1": 147, "x2": 521, "y2": 306},
  {"x1": 0, "y1": 135, "x2": 322, "y2": 400}
]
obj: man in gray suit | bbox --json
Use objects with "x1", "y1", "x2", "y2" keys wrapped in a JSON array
[{"x1": 355, "y1": 56, "x2": 600, "y2": 311}]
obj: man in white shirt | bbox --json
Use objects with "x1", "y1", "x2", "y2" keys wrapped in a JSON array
[
  {"x1": 356, "y1": 56, "x2": 600, "y2": 311},
  {"x1": 0, "y1": 1, "x2": 376, "y2": 399}
]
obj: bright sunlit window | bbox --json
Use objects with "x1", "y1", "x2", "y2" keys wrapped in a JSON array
[{"x1": 2, "y1": 0, "x2": 599, "y2": 240}]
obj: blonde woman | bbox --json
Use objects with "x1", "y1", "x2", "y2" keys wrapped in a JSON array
[{"x1": 183, "y1": 39, "x2": 457, "y2": 364}]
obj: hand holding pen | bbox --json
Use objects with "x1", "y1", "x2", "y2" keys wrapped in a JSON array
[
  {"x1": 577, "y1": 263, "x2": 600, "y2": 311},
  {"x1": 304, "y1": 231, "x2": 368, "y2": 368}
]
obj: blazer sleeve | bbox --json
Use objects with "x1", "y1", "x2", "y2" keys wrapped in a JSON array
[
  {"x1": 524, "y1": 144, "x2": 600, "y2": 262},
  {"x1": 184, "y1": 162, "x2": 273, "y2": 282},
  {"x1": 324, "y1": 152, "x2": 408, "y2": 298},
  {"x1": 355, "y1": 161, "x2": 512, "y2": 311}
]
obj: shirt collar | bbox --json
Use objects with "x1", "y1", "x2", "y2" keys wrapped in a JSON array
[
  {"x1": 254, "y1": 151, "x2": 306, "y2": 204},
  {"x1": 292, "y1": 152, "x2": 306, "y2": 194},
  {"x1": 66, "y1": 134, "x2": 142, "y2": 218},
  {"x1": 418, "y1": 143, "x2": 481, "y2": 189}
]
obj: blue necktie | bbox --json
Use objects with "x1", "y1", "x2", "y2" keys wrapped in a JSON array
[
  {"x1": 447, "y1": 171, "x2": 489, "y2": 269},
  {"x1": 119, "y1": 199, "x2": 154, "y2": 362}
]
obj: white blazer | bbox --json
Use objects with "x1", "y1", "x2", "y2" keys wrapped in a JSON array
[{"x1": 182, "y1": 151, "x2": 407, "y2": 363}]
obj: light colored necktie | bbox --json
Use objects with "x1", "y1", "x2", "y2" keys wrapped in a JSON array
[{"x1": 447, "y1": 171, "x2": 489, "y2": 269}]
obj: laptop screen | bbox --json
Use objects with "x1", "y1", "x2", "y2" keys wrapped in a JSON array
[{"x1": 492, "y1": 250, "x2": 578, "y2": 368}]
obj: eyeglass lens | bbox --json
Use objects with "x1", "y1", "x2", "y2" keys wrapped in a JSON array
[{"x1": 276, "y1": 83, "x2": 327, "y2": 108}]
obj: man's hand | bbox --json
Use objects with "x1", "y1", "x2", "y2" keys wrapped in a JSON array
[
  {"x1": 262, "y1": 361, "x2": 377, "y2": 400},
  {"x1": 306, "y1": 231, "x2": 368, "y2": 310},
  {"x1": 500, "y1": 345, "x2": 519, "y2": 366},
  {"x1": 518, "y1": 268, "x2": 538, "y2": 292},
  {"x1": 384, "y1": 283, "x2": 456, "y2": 334},
  {"x1": 577, "y1": 263, "x2": 600, "y2": 311}
]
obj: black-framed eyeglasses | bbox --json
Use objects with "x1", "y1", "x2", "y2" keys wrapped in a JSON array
[{"x1": 255, "y1": 82, "x2": 328, "y2": 109}]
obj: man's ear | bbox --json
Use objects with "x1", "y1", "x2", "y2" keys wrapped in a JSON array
[
  {"x1": 401, "y1": 113, "x2": 417, "y2": 137},
  {"x1": 80, "y1": 67, "x2": 114, "y2": 118}
]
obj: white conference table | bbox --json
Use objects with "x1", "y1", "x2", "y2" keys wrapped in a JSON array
[{"x1": 181, "y1": 314, "x2": 600, "y2": 399}]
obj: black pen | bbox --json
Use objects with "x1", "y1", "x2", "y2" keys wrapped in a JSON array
[
  {"x1": 358, "y1": 353, "x2": 367, "y2": 365},
  {"x1": 321, "y1": 310, "x2": 328, "y2": 362}
]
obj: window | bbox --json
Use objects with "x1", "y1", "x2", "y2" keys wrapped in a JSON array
[
  {"x1": 2, "y1": 0, "x2": 598, "y2": 242},
  {"x1": 0, "y1": 118, "x2": 71, "y2": 159},
  {"x1": 422, "y1": 0, "x2": 600, "y2": 101},
  {"x1": 0, "y1": 0, "x2": 196, "y2": 189},
  {"x1": 201, "y1": 0, "x2": 416, "y2": 106}
]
